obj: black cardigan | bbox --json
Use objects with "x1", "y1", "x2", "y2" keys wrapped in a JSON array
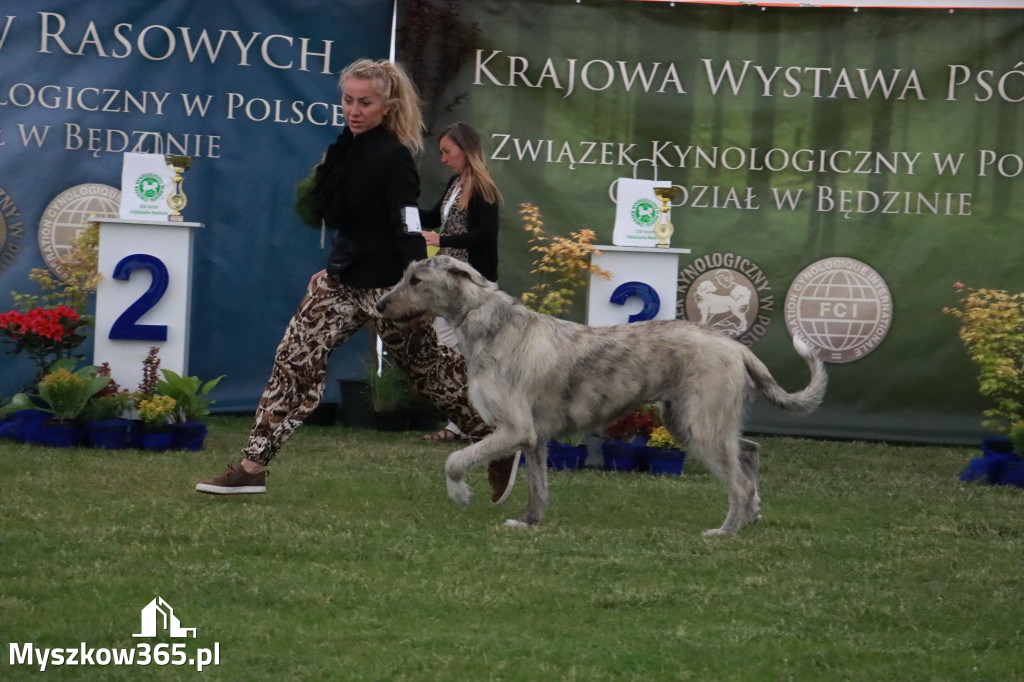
[
  {"x1": 313, "y1": 126, "x2": 425, "y2": 288},
  {"x1": 420, "y1": 175, "x2": 499, "y2": 282}
]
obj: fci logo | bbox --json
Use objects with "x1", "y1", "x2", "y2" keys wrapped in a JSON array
[{"x1": 784, "y1": 257, "x2": 892, "y2": 363}]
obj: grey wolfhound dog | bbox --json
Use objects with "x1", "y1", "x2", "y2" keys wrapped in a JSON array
[{"x1": 376, "y1": 256, "x2": 827, "y2": 536}]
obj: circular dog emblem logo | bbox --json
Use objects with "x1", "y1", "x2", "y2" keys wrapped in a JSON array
[
  {"x1": 677, "y1": 252, "x2": 774, "y2": 347},
  {"x1": 784, "y1": 257, "x2": 892, "y2": 363},
  {"x1": 134, "y1": 173, "x2": 164, "y2": 202},
  {"x1": 631, "y1": 197, "x2": 659, "y2": 227},
  {"x1": 0, "y1": 185, "x2": 26, "y2": 277},
  {"x1": 39, "y1": 183, "x2": 121, "y2": 279}
]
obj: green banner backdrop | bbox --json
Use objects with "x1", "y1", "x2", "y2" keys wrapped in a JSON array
[{"x1": 399, "y1": 1, "x2": 1024, "y2": 444}]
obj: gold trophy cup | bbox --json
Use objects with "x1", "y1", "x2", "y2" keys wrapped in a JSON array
[
  {"x1": 652, "y1": 185, "x2": 678, "y2": 248},
  {"x1": 165, "y1": 155, "x2": 194, "y2": 222}
]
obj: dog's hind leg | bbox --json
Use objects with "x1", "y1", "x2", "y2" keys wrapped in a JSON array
[
  {"x1": 739, "y1": 438, "x2": 762, "y2": 524},
  {"x1": 504, "y1": 443, "x2": 548, "y2": 527},
  {"x1": 698, "y1": 439, "x2": 754, "y2": 537},
  {"x1": 445, "y1": 426, "x2": 529, "y2": 508},
  {"x1": 665, "y1": 399, "x2": 755, "y2": 536}
]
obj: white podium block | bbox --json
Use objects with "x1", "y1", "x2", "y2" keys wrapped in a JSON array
[
  {"x1": 93, "y1": 218, "x2": 202, "y2": 390},
  {"x1": 587, "y1": 245, "x2": 691, "y2": 327}
]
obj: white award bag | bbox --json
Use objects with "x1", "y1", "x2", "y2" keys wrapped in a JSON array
[
  {"x1": 611, "y1": 161, "x2": 673, "y2": 247},
  {"x1": 119, "y1": 152, "x2": 174, "y2": 220}
]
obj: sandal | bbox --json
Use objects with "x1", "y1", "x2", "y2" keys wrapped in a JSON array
[{"x1": 422, "y1": 428, "x2": 464, "y2": 442}]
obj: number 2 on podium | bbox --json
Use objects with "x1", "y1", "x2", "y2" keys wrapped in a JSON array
[{"x1": 108, "y1": 253, "x2": 169, "y2": 341}]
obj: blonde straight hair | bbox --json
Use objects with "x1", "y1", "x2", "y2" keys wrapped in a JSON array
[
  {"x1": 439, "y1": 122, "x2": 502, "y2": 209},
  {"x1": 338, "y1": 59, "x2": 424, "y2": 155}
]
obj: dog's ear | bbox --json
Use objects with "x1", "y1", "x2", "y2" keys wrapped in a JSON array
[
  {"x1": 444, "y1": 259, "x2": 490, "y2": 288},
  {"x1": 447, "y1": 266, "x2": 472, "y2": 281}
]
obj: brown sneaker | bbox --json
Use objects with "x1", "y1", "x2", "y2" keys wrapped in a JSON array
[
  {"x1": 487, "y1": 453, "x2": 520, "y2": 505},
  {"x1": 196, "y1": 463, "x2": 267, "y2": 495}
]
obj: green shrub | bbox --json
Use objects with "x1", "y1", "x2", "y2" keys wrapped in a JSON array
[{"x1": 156, "y1": 369, "x2": 225, "y2": 423}]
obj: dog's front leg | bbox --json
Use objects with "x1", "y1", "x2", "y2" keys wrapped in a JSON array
[{"x1": 444, "y1": 427, "x2": 526, "y2": 507}]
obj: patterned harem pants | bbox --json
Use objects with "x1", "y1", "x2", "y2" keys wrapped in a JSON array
[{"x1": 242, "y1": 274, "x2": 489, "y2": 466}]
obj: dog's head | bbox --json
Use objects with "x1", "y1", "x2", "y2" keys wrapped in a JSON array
[{"x1": 375, "y1": 255, "x2": 495, "y2": 327}]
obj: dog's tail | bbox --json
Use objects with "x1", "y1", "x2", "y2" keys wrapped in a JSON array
[{"x1": 743, "y1": 335, "x2": 827, "y2": 415}]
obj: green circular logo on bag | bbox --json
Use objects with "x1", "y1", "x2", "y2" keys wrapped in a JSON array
[
  {"x1": 134, "y1": 173, "x2": 164, "y2": 202},
  {"x1": 631, "y1": 198, "x2": 658, "y2": 227}
]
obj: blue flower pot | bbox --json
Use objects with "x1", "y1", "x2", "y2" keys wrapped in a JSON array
[
  {"x1": 174, "y1": 421, "x2": 208, "y2": 451},
  {"x1": 960, "y1": 438, "x2": 1023, "y2": 486},
  {"x1": 999, "y1": 459, "x2": 1024, "y2": 488},
  {"x1": 647, "y1": 448, "x2": 686, "y2": 476},
  {"x1": 136, "y1": 427, "x2": 175, "y2": 452},
  {"x1": 8, "y1": 409, "x2": 51, "y2": 443},
  {"x1": 547, "y1": 441, "x2": 588, "y2": 470},
  {"x1": 602, "y1": 439, "x2": 645, "y2": 472},
  {"x1": 86, "y1": 418, "x2": 134, "y2": 450},
  {"x1": 0, "y1": 418, "x2": 19, "y2": 440},
  {"x1": 981, "y1": 436, "x2": 1014, "y2": 455},
  {"x1": 372, "y1": 410, "x2": 409, "y2": 432},
  {"x1": 39, "y1": 420, "x2": 84, "y2": 447}
]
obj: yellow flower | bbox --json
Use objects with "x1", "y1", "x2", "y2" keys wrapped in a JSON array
[
  {"x1": 647, "y1": 426, "x2": 678, "y2": 450},
  {"x1": 138, "y1": 394, "x2": 177, "y2": 427},
  {"x1": 40, "y1": 367, "x2": 83, "y2": 393}
]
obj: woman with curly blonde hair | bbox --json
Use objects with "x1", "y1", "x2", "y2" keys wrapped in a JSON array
[
  {"x1": 197, "y1": 59, "x2": 517, "y2": 503},
  {"x1": 338, "y1": 58, "x2": 424, "y2": 155}
]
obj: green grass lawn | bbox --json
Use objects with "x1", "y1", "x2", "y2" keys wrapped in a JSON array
[{"x1": 2, "y1": 416, "x2": 1022, "y2": 681}]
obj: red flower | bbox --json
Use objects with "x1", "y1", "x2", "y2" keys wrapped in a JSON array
[
  {"x1": 0, "y1": 305, "x2": 88, "y2": 373},
  {"x1": 606, "y1": 406, "x2": 659, "y2": 441}
]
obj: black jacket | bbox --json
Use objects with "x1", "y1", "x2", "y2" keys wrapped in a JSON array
[
  {"x1": 314, "y1": 126, "x2": 425, "y2": 288},
  {"x1": 420, "y1": 175, "x2": 499, "y2": 282}
]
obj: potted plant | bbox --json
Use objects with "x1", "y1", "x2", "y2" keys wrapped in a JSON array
[
  {"x1": 135, "y1": 394, "x2": 177, "y2": 451},
  {"x1": 546, "y1": 433, "x2": 589, "y2": 471},
  {"x1": 365, "y1": 360, "x2": 410, "y2": 431},
  {"x1": 943, "y1": 283, "x2": 1024, "y2": 435},
  {"x1": 518, "y1": 202, "x2": 610, "y2": 317},
  {"x1": 645, "y1": 426, "x2": 686, "y2": 476},
  {"x1": 0, "y1": 305, "x2": 90, "y2": 384},
  {"x1": 2, "y1": 224, "x2": 99, "y2": 385},
  {"x1": 156, "y1": 369, "x2": 224, "y2": 450},
  {"x1": 81, "y1": 392, "x2": 134, "y2": 449},
  {"x1": 79, "y1": 364, "x2": 134, "y2": 449},
  {"x1": 338, "y1": 377, "x2": 374, "y2": 428},
  {"x1": 0, "y1": 395, "x2": 49, "y2": 443},
  {"x1": 602, "y1": 406, "x2": 658, "y2": 472},
  {"x1": 944, "y1": 283, "x2": 1024, "y2": 487},
  {"x1": 5, "y1": 363, "x2": 111, "y2": 446}
]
